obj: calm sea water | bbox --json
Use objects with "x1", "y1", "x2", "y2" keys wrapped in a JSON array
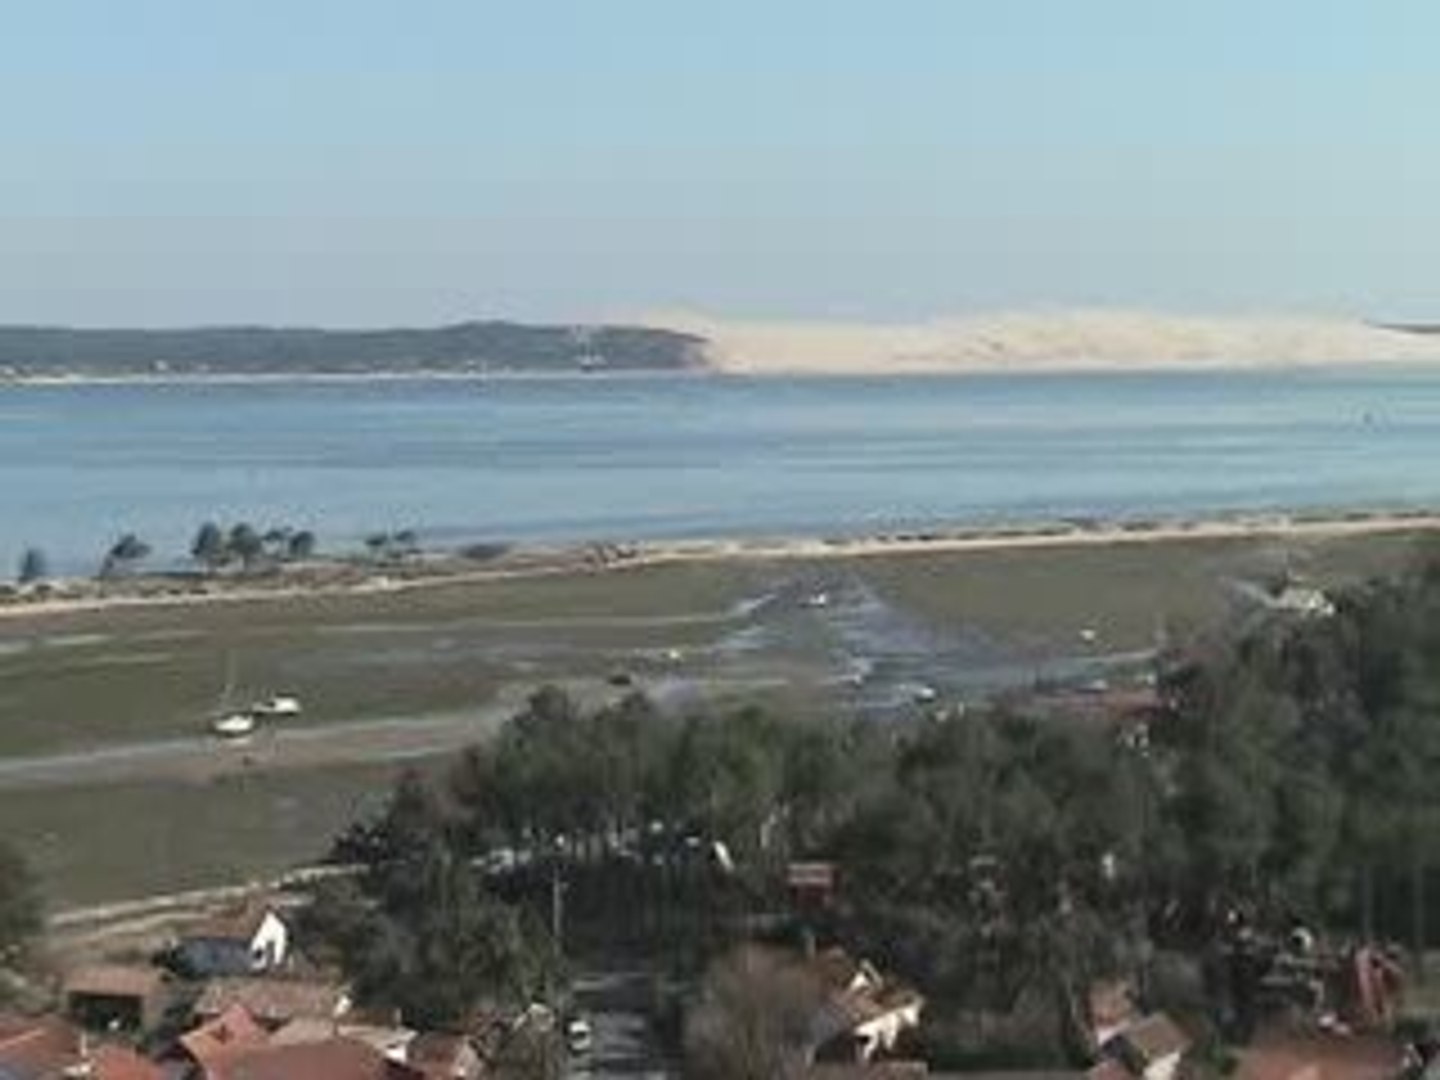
[{"x1": 3, "y1": 370, "x2": 1439, "y2": 575}]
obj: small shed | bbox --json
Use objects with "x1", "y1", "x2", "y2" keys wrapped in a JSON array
[{"x1": 65, "y1": 964, "x2": 167, "y2": 1032}]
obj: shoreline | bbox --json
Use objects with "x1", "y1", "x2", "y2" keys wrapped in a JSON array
[
  {"x1": 6, "y1": 358, "x2": 1440, "y2": 387},
  {"x1": 0, "y1": 367, "x2": 711, "y2": 388},
  {"x1": 3, "y1": 508, "x2": 1437, "y2": 624}
]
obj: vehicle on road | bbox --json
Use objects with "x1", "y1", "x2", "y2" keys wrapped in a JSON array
[{"x1": 565, "y1": 1017, "x2": 593, "y2": 1056}]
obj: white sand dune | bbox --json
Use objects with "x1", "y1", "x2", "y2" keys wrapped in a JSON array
[{"x1": 646, "y1": 309, "x2": 1440, "y2": 375}]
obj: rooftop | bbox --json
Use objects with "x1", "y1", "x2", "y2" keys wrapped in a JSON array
[
  {"x1": 1235, "y1": 1031, "x2": 1406, "y2": 1080},
  {"x1": 89, "y1": 1043, "x2": 165, "y2": 1080},
  {"x1": 179, "y1": 1003, "x2": 268, "y2": 1073},
  {"x1": 213, "y1": 1036, "x2": 397, "y2": 1080},
  {"x1": 64, "y1": 963, "x2": 165, "y2": 1000},
  {"x1": 186, "y1": 899, "x2": 280, "y2": 943},
  {"x1": 1109, "y1": 1012, "x2": 1190, "y2": 1062},
  {"x1": 0, "y1": 1013, "x2": 83, "y2": 1077},
  {"x1": 195, "y1": 977, "x2": 349, "y2": 1026}
]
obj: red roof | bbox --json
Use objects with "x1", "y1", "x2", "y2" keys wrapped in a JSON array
[
  {"x1": 194, "y1": 977, "x2": 349, "y2": 1026},
  {"x1": 91, "y1": 1043, "x2": 166, "y2": 1080},
  {"x1": 1235, "y1": 1032, "x2": 1405, "y2": 1080},
  {"x1": 179, "y1": 1003, "x2": 269, "y2": 1074},
  {"x1": 213, "y1": 1036, "x2": 401, "y2": 1080},
  {"x1": 0, "y1": 1013, "x2": 83, "y2": 1075}
]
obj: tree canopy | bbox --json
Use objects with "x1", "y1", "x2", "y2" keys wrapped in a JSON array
[
  {"x1": 0, "y1": 841, "x2": 42, "y2": 971},
  {"x1": 302, "y1": 540, "x2": 1440, "y2": 1067},
  {"x1": 16, "y1": 547, "x2": 47, "y2": 585},
  {"x1": 310, "y1": 769, "x2": 552, "y2": 1029}
]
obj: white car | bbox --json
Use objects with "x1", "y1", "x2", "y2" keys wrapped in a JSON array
[{"x1": 566, "y1": 1018, "x2": 593, "y2": 1055}]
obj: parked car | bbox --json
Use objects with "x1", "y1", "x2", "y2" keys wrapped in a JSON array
[{"x1": 565, "y1": 1017, "x2": 593, "y2": 1055}]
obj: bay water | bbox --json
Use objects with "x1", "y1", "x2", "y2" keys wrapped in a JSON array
[{"x1": 2, "y1": 369, "x2": 1438, "y2": 576}]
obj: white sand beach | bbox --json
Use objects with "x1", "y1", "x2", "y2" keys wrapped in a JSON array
[{"x1": 647, "y1": 310, "x2": 1440, "y2": 375}]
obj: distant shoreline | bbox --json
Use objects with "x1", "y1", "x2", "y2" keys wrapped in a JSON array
[
  {"x1": 0, "y1": 368, "x2": 711, "y2": 388},
  {"x1": 7, "y1": 359, "x2": 1440, "y2": 388},
  {"x1": 9, "y1": 310, "x2": 1440, "y2": 381},
  {"x1": 2, "y1": 508, "x2": 1436, "y2": 624}
]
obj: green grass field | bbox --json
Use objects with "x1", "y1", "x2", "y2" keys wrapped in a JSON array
[{"x1": 1, "y1": 760, "x2": 418, "y2": 906}]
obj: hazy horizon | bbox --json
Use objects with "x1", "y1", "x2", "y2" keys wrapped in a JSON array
[{"x1": 5, "y1": 1, "x2": 1439, "y2": 326}]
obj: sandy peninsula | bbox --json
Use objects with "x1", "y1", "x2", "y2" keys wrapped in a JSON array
[
  {"x1": 646, "y1": 309, "x2": 1440, "y2": 375},
  {"x1": 2, "y1": 509, "x2": 1438, "y2": 624}
]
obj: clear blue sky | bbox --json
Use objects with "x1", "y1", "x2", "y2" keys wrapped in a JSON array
[{"x1": 4, "y1": 0, "x2": 1437, "y2": 325}]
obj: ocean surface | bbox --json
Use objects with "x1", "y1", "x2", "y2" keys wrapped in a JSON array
[{"x1": 3, "y1": 370, "x2": 1439, "y2": 575}]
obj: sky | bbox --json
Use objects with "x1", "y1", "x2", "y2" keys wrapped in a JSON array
[{"x1": 3, "y1": 0, "x2": 1439, "y2": 326}]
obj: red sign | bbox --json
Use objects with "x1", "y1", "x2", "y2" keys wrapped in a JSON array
[{"x1": 786, "y1": 862, "x2": 836, "y2": 891}]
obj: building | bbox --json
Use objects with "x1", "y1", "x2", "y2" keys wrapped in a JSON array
[
  {"x1": 806, "y1": 1065, "x2": 930, "y2": 1079},
  {"x1": 1099, "y1": 1013, "x2": 1191, "y2": 1080},
  {"x1": 811, "y1": 984, "x2": 926, "y2": 1064},
  {"x1": 0, "y1": 1012, "x2": 162, "y2": 1079},
  {"x1": 177, "y1": 1003, "x2": 270, "y2": 1078},
  {"x1": 797, "y1": 947, "x2": 924, "y2": 1064},
  {"x1": 87, "y1": 1044, "x2": 166, "y2": 1080},
  {"x1": 402, "y1": 1032, "x2": 482, "y2": 1079},
  {"x1": 177, "y1": 901, "x2": 290, "y2": 977},
  {"x1": 1086, "y1": 979, "x2": 1141, "y2": 1049},
  {"x1": 1232, "y1": 1030, "x2": 1407, "y2": 1080},
  {"x1": 203, "y1": 1036, "x2": 409, "y2": 1080},
  {"x1": 807, "y1": 1067, "x2": 1082, "y2": 1079},
  {"x1": 193, "y1": 977, "x2": 350, "y2": 1030},
  {"x1": 64, "y1": 963, "x2": 167, "y2": 1032},
  {"x1": 714, "y1": 944, "x2": 925, "y2": 1067},
  {"x1": 0, "y1": 1013, "x2": 85, "y2": 1077},
  {"x1": 268, "y1": 1017, "x2": 415, "y2": 1062}
]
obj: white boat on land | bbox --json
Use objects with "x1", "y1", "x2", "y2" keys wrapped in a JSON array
[
  {"x1": 911, "y1": 683, "x2": 939, "y2": 705},
  {"x1": 208, "y1": 652, "x2": 255, "y2": 741},
  {"x1": 211, "y1": 712, "x2": 256, "y2": 739},
  {"x1": 252, "y1": 695, "x2": 301, "y2": 718}
]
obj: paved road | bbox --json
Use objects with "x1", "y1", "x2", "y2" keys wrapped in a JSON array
[{"x1": 568, "y1": 971, "x2": 674, "y2": 1079}]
